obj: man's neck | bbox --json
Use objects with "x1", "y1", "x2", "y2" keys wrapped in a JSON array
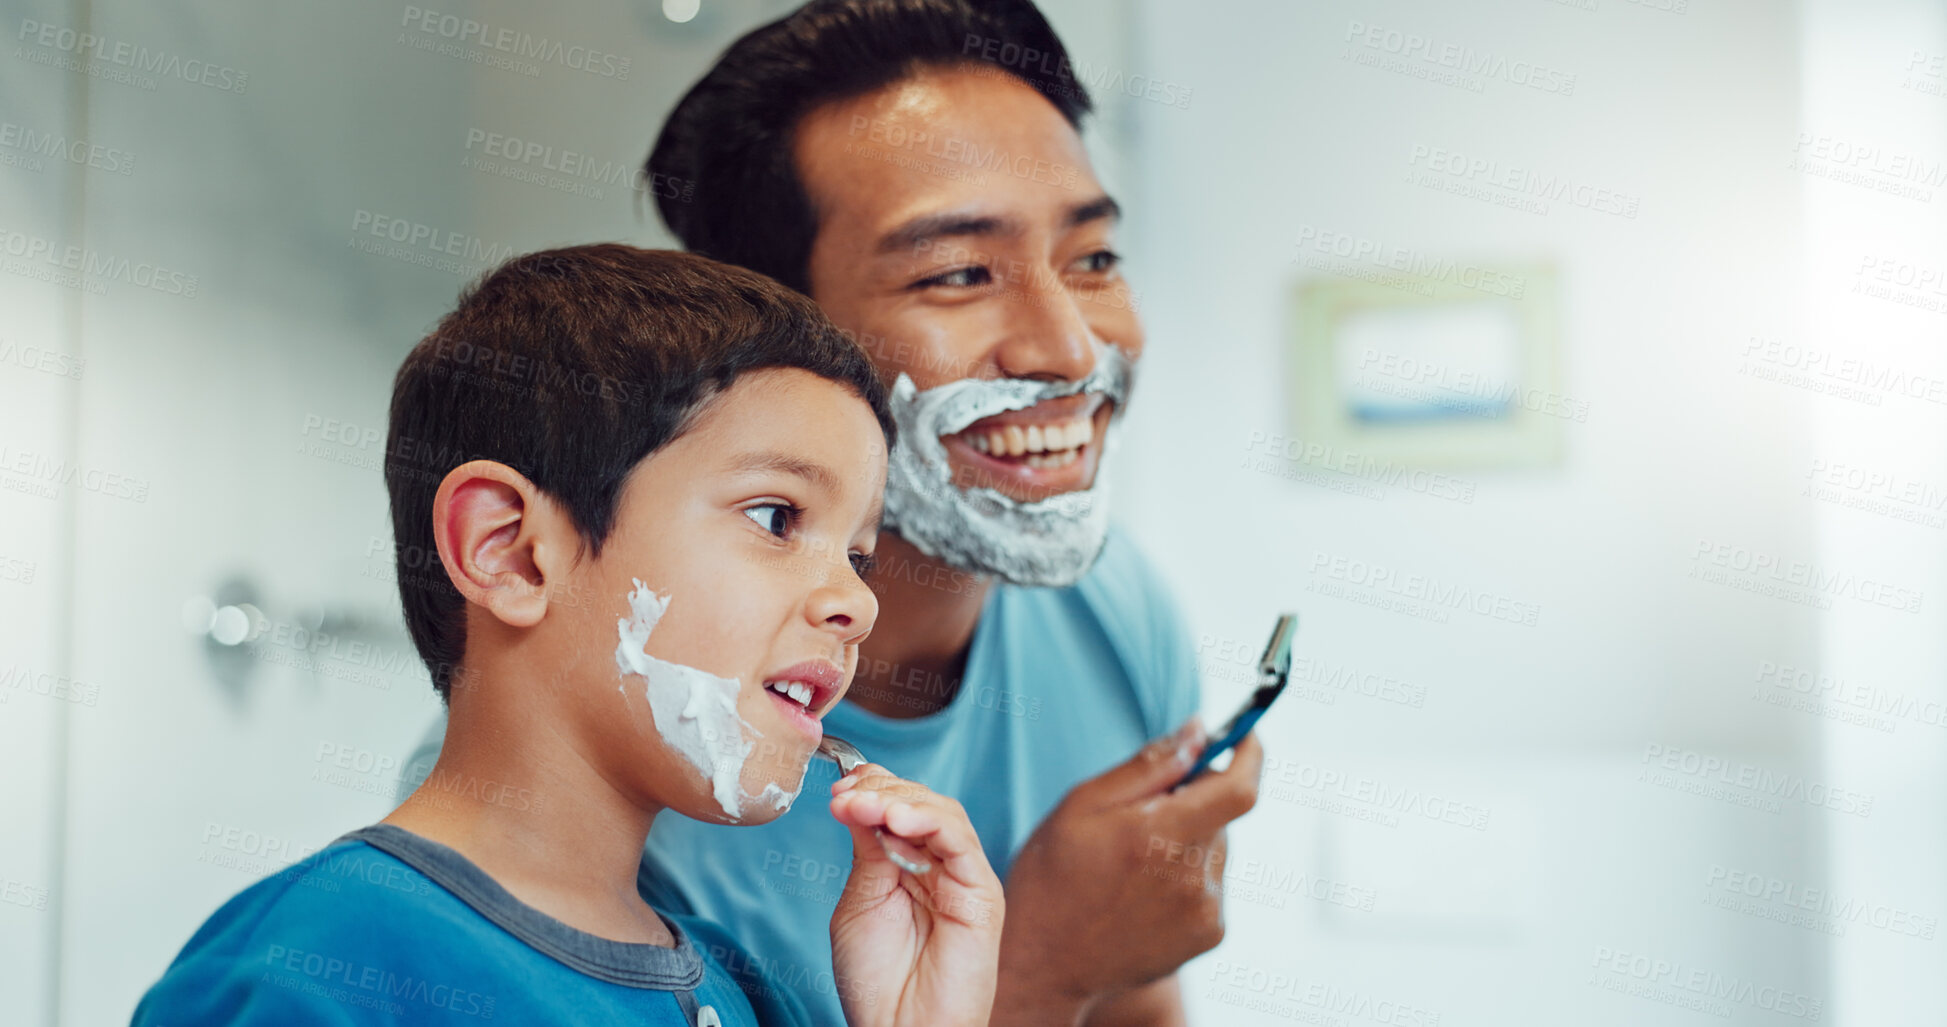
[
  {"x1": 382, "y1": 678, "x2": 673, "y2": 946},
  {"x1": 846, "y1": 530, "x2": 994, "y2": 719}
]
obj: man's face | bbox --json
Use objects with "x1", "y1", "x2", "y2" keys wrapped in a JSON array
[
  {"x1": 795, "y1": 66, "x2": 1143, "y2": 506},
  {"x1": 568, "y1": 369, "x2": 886, "y2": 824}
]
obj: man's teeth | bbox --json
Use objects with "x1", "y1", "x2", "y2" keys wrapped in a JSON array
[
  {"x1": 962, "y1": 416, "x2": 1093, "y2": 466},
  {"x1": 766, "y1": 681, "x2": 814, "y2": 708}
]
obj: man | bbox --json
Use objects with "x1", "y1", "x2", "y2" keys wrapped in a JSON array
[{"x1": 405, "y1": 2, "x2": 1261, "y2": 1023}]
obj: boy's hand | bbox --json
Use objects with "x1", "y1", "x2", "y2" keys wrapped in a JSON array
[{"x1": 827, "y1": 764, "x2": 1003, "y2": 1027}]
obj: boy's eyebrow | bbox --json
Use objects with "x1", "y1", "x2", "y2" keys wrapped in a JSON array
[{"x1": 728, "y1": 450, "x2": 843, "y2": 495}]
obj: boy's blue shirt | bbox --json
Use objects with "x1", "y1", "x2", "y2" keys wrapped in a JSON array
[
  {"x1": 133, "y1": 825, "x2": 810, "y2": 1026},
  {"x1": 397, "y1": 529, "x2": 1202, "y2": 1026}
]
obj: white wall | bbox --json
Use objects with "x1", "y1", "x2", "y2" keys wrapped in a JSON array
[
  {"x1": 0, "y1": 7, "x2": 84, "y2": 1025},
  {"x1": 1800, "y1": 1, "x2": 1947, "y2": 1021},
  {"x1": 1116, "y1": 0, "x2": 1944, "y2": 1023}
]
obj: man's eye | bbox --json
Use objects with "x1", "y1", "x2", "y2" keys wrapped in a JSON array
[
  {"x1": 743, "y1": 503, "x2": 794, "y2": 538},
  {"x1": 1074, "y1": 249, "x2": 1121, "y2": 273},
  {"x1": 850, "y1": 552, "x2": 877, "y2": 580},
  {"x1": 915, "y1": 265, "x2": 992, "y2": 289}
]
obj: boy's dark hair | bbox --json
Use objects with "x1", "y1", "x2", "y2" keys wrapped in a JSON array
[
  {"x1": 645, "y1": 0, "x2": 1092, "y2": 293},
  {"x1": 385, "y1": 244, "x2": 895, "y2": 700}
]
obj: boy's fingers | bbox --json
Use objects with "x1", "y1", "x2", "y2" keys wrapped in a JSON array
[
  {"x1": 1164, "y1": 731, "x2": 1263, "y2": 835},
  {"x1": 837, "y1": 764, "x2": 937, "y2": 806},
  {"x1": 830, "y1": 767, "x2": 988, "y2": 857},
  {"x1": 882, "y1": 799, "x2": 999, "y2": 891},
  {"x1": 835, "y1": 785, "x2": 993, "y2": 888},
  {"x1": 833, "y1": 820, "x2": 902, "y2": 903},
  {"x1": 829, "y1": 787, "x2": 888, "y2": 829}
]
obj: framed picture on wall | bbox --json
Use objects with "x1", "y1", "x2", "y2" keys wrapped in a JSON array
[{"x1": 1288, "y1": 262, "x2": 1572, "y2": 471}]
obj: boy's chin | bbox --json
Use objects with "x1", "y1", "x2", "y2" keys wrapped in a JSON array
[
  {"x1": 679, "y1": 789, "x2": 800, "y2": 826},
  {"x1": 670, "y1": 760, "x2": 811, "y2": 825}
]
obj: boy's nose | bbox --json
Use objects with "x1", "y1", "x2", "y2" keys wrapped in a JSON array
[{"x1": 806, "y1": 569, "x2": 878, "y2": 646}]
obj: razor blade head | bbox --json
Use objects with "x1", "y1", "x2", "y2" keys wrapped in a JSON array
[
  {"x1": 1259, "y1": 613, "x2": 1297, "y2": 681},
  {"x1": 816, "y1": 736, "x2": 868, "y2": 775}
]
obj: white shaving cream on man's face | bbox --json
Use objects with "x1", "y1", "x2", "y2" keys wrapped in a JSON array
[
  {"x1": 882, "y1": 339, "x2": 1134, "y2": 587},
  {"x1": 613, "y1": 580, "x2": 801, "y2": 819}
]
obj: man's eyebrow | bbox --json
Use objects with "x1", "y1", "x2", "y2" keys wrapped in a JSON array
[
  {"x1": 728, "y1": 450, "x2": 843, "y2": 495},
  {"x1": 875, "y1": 195, "x2": 1122, "y2": 256},
  {"x1": 876, "y1": 210, "x2": 1022, "y2": 255},
  {"x1": 1066, "y1": 194, "x2": 1121, "y2": 228}
]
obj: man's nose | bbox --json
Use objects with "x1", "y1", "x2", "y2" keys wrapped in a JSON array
[{"x1": 991, "y1": 271, "x2": 1098, "y2": 383}]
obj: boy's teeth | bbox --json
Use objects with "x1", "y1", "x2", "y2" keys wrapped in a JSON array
[{"x1": 767, "y1": 680, "x2": 813, "y2": 708}]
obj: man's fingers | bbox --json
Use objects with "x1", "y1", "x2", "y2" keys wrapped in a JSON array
[
  {"x1": 1164, "y1": 731, "x2": 1263, "y2": 834},
  {"x1": 1077, "y1": 717, "x2": 1206, "y2": 807}
]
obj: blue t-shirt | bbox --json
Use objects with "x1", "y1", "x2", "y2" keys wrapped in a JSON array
[
  {"x1": 399, "y1": 529, "x2": 1201, "y2": 1026},
  {"x1": 133, "y1": 825, "x2": 809, "y2": 1026}
]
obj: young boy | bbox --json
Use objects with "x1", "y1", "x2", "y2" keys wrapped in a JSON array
[{"x1": 133, "y1": 245, "x2": 1004, "y2": 1026}]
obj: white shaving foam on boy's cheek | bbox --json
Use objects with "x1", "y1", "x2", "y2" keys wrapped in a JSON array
[
  {"x1": 753, "y1": 782, "x2": 797, "y2": 811},
  {"x1": 615, "y1": 580, "x2": 797, "y2": 820}
]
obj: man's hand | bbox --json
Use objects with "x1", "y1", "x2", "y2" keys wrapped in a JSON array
[
  {"x1": 992, "y1": 719, "x2": 1263, "y2": 1026},
  {"x1": 828, "y1": 764, "x2": 1005, "y2": 1027}
]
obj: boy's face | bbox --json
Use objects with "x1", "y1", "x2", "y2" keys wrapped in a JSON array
[
  {"x1": 572, "y1": 368, "x2": 885, "y2": 824},
  {"x1": 794, "y1": 65, "x2": 1144, "y2": 507}
]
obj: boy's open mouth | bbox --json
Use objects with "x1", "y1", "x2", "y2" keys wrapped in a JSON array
[{"x1": 762, "y1": 660, "x2": 842, "y2": 737}]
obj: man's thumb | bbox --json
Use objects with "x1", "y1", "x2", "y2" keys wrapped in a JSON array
[{"x1": 1082, "y1": 717, "x2": 1205, "y2": 805}]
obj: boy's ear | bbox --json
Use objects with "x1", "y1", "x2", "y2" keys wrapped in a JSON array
[{"x1": 431, "y1": 461, "x2": 572, "y2": 628}]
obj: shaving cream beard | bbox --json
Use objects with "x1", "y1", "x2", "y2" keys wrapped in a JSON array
[
  {"x1": 614, "y1": 581, "x2": 803, "y2": 819},
  {"x1": 882, "y1": 340, "x2": 1134, "y2": 587}
]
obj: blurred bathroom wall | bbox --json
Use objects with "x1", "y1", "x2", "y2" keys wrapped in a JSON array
[
  {"x1": 1112, "y1": 0, "x2": 1946, "y2": 1023},
  {"x1": 0, "y1": 0, "x2": 1941, "y2": 1025}
]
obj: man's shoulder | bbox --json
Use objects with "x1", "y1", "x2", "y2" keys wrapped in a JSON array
[
  {"x1": 997, "y1": 528, "x2": 1199, "y2": 734},
  {"x1": 1074, "y1": 528, "x2": 1173, "y2": 608},
  {"x1": 1038, "y1": 528, "x2": 1186, "y2": 662}
]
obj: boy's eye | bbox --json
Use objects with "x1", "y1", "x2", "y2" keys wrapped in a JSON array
[
  {"x1": 850, "y1": 552, "x2": 877, "y2": 580},
  {"x1": 743, "y1": 503, "x2": 794, "y2": 538},
  {"x1": 913, "y1": 265, "x2": 992, "y2": 289}
]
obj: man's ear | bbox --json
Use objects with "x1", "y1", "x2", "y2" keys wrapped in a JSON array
[{"x1": 431, "y1": 461, "x2": 572, "y2": 628}]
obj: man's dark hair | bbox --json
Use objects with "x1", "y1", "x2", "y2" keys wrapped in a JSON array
[
  {"x1": 646, "y1": 0, "x2": 1092, "y2": 293},
  {"x1": 385, "y1": 244, "x2": 895, "y2": 700}
]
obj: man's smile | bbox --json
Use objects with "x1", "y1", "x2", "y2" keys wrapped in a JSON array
[{"x1": 939, "y1": 393, "x2": 1112, "y2": 500}]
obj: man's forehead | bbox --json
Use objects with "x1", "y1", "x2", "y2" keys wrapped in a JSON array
[{"x1": 796, "y1": 66, "x2": 1098, "y2": 228}]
